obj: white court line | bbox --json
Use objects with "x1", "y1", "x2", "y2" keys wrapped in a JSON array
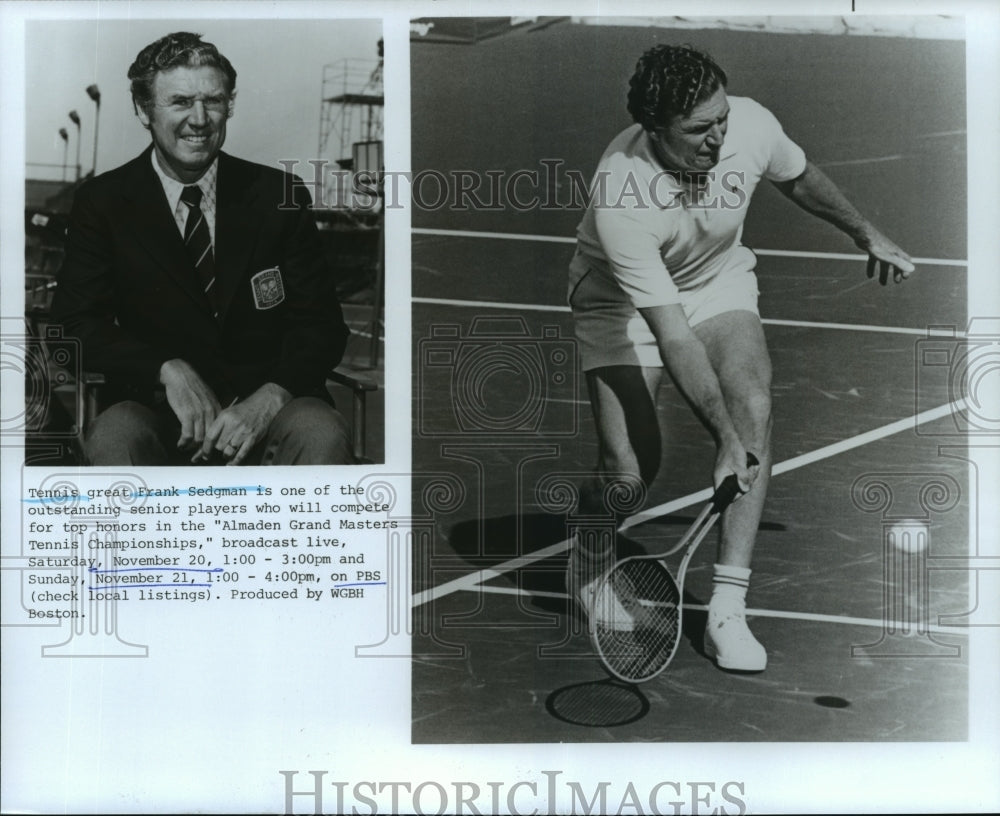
[
  {"x1": 413, "y1": 296, "x2": 967, "y2": 339},
  {"x1": 754, "y1": 247, "x2": 966, "y2": 267},
  {"x1": 414, "y1": 295, "x2": 570, "y2": 314},
  {"x1": 347, "y1": 329, "x2": 384, "y2": 342},
  {"x1": 411, "y1": 226, "x2": 968, "y2": 268},
  {"x1": 414, "y1": 227, "x2": 575, "y2": 245},
  {"x1": 918, "y1": 129, "x2": 967, "y2": 138},
  {"x1": 472, "y1": 584, "x2": 967, "y2": 637},
  {"x1": 622, "y1": 397, "x2": 965, "y2": 530},
  {"x1": 476, "y1": 585, "x2": 569, "y2": 601},
  {"x1": 816, "y1": 155, "x2": 906, "y2": 168},
  {"x1": 411, "y1": 397, "x2": 966, "y2": 608},
  {"x1": 412, "y1": 540, "x2": 570, "y2": 608},
  {"x1": 763, "y1": 318, "x2": 966, "y2": 338}
]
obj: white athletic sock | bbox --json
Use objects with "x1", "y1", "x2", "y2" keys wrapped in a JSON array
[
  {"x1": 705, "y1": 564, "x2": 766, "y2": 670},
  {"x1": 709, "y1": 563, "x2": 752, "y2": 614}
]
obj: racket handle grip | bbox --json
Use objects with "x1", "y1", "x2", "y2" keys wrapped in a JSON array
[{"x1": 711, "y1": 452, "x2": 760, "y2": 513}]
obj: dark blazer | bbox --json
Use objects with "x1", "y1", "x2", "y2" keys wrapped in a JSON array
[{"x1": 52, "y1": 146, "x2": 349, "y2": 407}]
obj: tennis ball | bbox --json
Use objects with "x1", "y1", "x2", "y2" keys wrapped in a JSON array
[{"x1": 888, "y1": 518, "x2": 929, "y2": 553}]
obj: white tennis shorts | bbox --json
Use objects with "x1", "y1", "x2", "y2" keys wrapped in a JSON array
[{"x1": 568, "y1": 258, "x2": 761, "y2": 371}]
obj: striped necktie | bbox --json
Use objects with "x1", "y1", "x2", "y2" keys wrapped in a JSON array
[{"x1": 180, "y1": 184, "x2": 219, "y2": 319}]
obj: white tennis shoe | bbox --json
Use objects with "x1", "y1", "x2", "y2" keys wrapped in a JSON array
[
  {"x1": 703, "y1": 607, "x2": 767, "y2": 671},
  {"x1": 566, "y1": 546, "x2": 635, "y2": 632}
]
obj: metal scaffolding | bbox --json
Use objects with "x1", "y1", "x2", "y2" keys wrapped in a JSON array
[
  {"x1": 316, "y1": 49, "x2": 385, "y2": 369},
  {"x1": 318, "y1": 57, "x2": 383, "y2": 209}
]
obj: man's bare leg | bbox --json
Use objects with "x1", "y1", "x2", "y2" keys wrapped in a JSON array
[
  {"x1": 569, "y1": 365, "x2": 663, "y2": 625},
  {"x1": 693, "y1": 310, "x2": 773, "y2": 670}
]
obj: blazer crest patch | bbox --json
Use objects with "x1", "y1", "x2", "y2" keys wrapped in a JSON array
[{"x1": 251, "y1": 267, "x2": 285, "y2": 310}]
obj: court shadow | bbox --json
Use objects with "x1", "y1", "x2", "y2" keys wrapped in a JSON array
[
  {"x1": 447, "y1": 511, "x2": 569, "y2": 565},
  {"x1": 681, "y1": 605, "x2": 709, "y2": 656},
  {"x1": 546, "y1": 678, "x2": 650, "y2": 727},
  {"x1": 444, "y1": 512, "x2": 763, "y2": 650},
  {"x1": 447, "y1": 512, "x2": 655, "y2": 613}
]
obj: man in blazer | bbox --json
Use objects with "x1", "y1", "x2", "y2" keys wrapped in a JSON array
[{"x1": 53, "y1": 32, "x2": 353, "y2": 466}]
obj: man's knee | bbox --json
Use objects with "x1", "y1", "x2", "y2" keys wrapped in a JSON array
[
  {"x1": 742, "y1": 388, "x2": 772, "y2": 433},
  {"x1": 85, "y1": 401, "x2": 167, "y2": 465},
  {"x1": 722, "y1": 386, "x2": 772, "y2": 458},
  {"x1": 264, "y1": 397, "x2": 354, "y2": 465},
  {"x1": 718, "y1": 352, "x2": 772, "y2": 444}
]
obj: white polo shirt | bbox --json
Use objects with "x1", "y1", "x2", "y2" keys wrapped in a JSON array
[{"x1": 571, "y1": 96, "x2": 807, "y2": 309}]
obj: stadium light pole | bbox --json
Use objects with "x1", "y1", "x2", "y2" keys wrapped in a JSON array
[
  {"x1": 68, "y1": 110, "x2": 81, "y2": 181},
  {"x1": 58, "y1": 128, "x2": 69, "y2": 181},
  {"x1": 86, "y1": 84, "x2": 101, "y2": 177}
]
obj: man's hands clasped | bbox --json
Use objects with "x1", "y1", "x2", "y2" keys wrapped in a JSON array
[
  {"x1": 159, "y1": 359, "x2": 292, "y2": 464},
  {"x1": 195, "y1": 383, "x2": 292, "y2": 464}
]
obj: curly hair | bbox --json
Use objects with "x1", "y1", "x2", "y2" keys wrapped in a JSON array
[
  {"x1": 627, "y1": 45, "x2": 727, "y2": 131},
  {"x1": 128, "y1": 32, "x2": 237, "y2": 114}
]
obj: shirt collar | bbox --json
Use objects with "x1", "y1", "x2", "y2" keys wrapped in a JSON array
[{"x1": 150, "y1": 150, "x2": 219, "y2": 213}]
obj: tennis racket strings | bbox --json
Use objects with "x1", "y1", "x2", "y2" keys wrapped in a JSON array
[{"x1": 591, "y1": 558, "x2": 682, "y2": 682}]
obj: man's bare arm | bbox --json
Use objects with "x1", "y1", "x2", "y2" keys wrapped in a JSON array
[{"x1": 773, "y1": 161, "x2": 915, "y2": 285}]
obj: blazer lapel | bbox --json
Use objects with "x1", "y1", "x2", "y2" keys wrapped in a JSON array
[
  {"x1": 214, "y1": 153, "x2": 265, "y2": 323},
  {"x1": 120, "y1": 147, "x2": 215, "y2": 316}
]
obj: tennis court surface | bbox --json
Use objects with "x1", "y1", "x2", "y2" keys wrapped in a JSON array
[{"x1": 409, "y1": 20, "x2": 973, "y2": 742}]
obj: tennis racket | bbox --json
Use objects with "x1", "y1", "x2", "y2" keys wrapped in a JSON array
[{"x1": 590, "y1": 452, "x2": 759, "y2": 683}]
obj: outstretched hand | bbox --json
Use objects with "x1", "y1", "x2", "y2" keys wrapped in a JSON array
[{"x1": 857, "y1": 229, "x2": 915, "y2": 285}]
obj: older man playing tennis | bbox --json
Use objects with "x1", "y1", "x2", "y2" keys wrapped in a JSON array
[{"x1": 567, "y1": 44, "x2": 914, "y2": 672}]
